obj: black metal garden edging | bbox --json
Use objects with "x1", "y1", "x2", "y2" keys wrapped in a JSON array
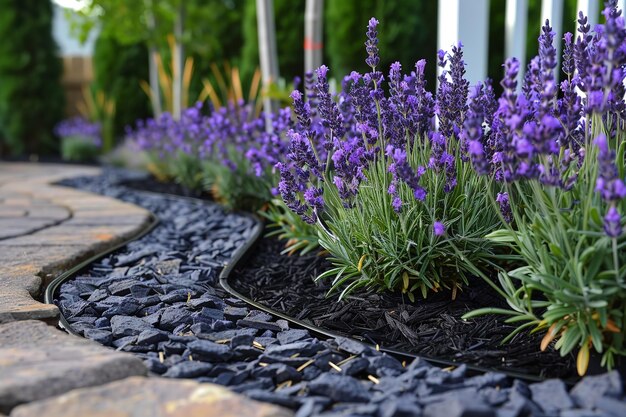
[
  {"x1": 44, "y1": 211, "x2": 160, "y2": 336},
  {"x1": 217, "y1": 215, "x2": 562, "y2": 384},
  {"x1": 44, "y1": 183, "x2": 567, "y2": 384}
]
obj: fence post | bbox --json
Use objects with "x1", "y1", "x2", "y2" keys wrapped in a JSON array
[
  {"x1": 437, "y1": 0, "x2": 490, "y2": 86},
  {"x1": 256, "y1": 0, "x2": 280, "y2": 125}
]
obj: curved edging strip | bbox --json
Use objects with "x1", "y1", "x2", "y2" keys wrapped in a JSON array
[
  {"x1": 45, "y1": 183, "x2": 560, "y2": 384},
  {"x1": 218, "y1": 219, "x2": 565, "y2": 384},
  {"x1": 44, "y1": 214, "x2": 160, "y2": 336}
]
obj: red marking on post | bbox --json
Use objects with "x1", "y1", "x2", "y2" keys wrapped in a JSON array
[{"x1": 304, "y1": 37, "x2": 324, "y2": 50}]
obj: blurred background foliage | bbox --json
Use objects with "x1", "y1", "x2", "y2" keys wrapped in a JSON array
[
  {"x1": 0, "y1": 0, "x2": 601, "y2": 157},
  {"x1": 0, "y1": 0, "x2": 64, "y2": 156}
]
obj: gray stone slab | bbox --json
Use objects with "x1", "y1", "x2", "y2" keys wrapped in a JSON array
[
  {"x1": 0, "y1": 320, "x2": 147, "y2": 413},
  {"x1": 10, "y1": 377, "x2": 293, "y2": 417}
]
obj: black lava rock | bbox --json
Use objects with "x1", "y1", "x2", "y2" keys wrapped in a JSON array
[
  {"x1": 187, "y1": 339, "x2": 232, "y2": 361},
  {"x1": 163, "y1": 360, "x2": 213, "y2": 378},
  {"x1": 308, "y1": 374, "x2": 370, "y2": 403},
  {"x1": 110, "y1": 315, "x2": 152, "y2": 337}
]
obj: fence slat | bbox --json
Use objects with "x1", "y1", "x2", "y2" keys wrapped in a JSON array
[
  {"x1": 577, "y1": 0, "x2": 599, "y2": 28},
  {"x1": 506, "y1": 0, "x2": 529, "y2": 86},
  {"x1": 540, "y1": 0, "x2": 564, "y2": 75},
  {"x1": 437, "y1": 0, "x2": 490, "y2": 85}
]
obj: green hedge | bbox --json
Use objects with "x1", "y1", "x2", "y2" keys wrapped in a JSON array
[
  {"x1": 0, "y1": 0, "x2": 64, "y2": 156},
  {"x1": 93, "y1": 32, "x2": 152, "y2": 137}
]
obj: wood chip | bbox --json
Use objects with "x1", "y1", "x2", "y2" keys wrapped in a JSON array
[
  {"x1": 215, "y1": 339, "x2": 231, "y2": 344},
  {"x1": 252, "y1": 341, "x2": 265, "y2": 350},
  {"x1": 368, "y1": 375, "x2": 380, "y2": 384},
  {"x1": 337, "y1": 355, "x2": 356, "y2": 366},
  {"x1": 259, "y1": 362, "x2": 268, "y2": 367},
  {"x1": 328, "y1": 361, "x2": 342, "y2": 372},
  {"x1": 296, "y1": 359, "x2": 315, "y2": 372},
  {"x1": 158, "y1": 351, "x2": 165, "y2": 363},
  {"x1": 275, "y1": 380, "x2": 292, "y2": 390}
]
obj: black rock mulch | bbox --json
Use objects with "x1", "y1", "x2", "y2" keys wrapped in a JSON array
[
  {"x1": 230, "y1": 238, "x2": 575, "y2": 379},
  {"x1": 54, "y1": 170, "x2": 626, "y2": 417}
]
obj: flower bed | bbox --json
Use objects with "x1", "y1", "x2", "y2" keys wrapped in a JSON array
[
  {"x1": 52, "y1": 172, "x2": 626, "y2": 417},
  {"x1": 113, "y1": 0, "x2": 626, "y2": 379}
]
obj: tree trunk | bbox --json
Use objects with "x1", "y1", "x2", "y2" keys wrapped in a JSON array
[
  {"x1": 256, "y1": 0, "x2": 280, "y2": 128},
  {"x1": 145, "y1": 0, "x2": 161, "y2": 116}
]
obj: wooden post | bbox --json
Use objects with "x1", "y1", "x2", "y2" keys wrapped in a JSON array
[
  {"x1": 173, "y1": 2, "x2": 185, "y2": 120},
  {"x1": 145, "y1": 0, "x2": 161, "y2": 116},
  {"x1": 304, "y1": 0, "x2": 324, "y2": 77},
  {"x1": 256, "y1": 0, "x2": 280, "y2": 124},
  {"x1": 506, "y1": 0, "x2": 528, "y2": 87},
  {"x1": 437, "y1": 0, "x2": 490, "y2": 85}
]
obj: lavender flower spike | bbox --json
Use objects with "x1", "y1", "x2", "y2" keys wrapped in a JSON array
[
  {"x1": 496, "y1": 192, "x2": 513, "y2": 223},
  {"x1": 365, "y1": 18, "x2": 380, "y2": 69},
  {"x1": 604, "y1": 206, "x2": 622, "y2": 238}
]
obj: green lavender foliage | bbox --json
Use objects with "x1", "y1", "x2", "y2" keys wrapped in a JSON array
[
  {"x1": 316, "y1": 135, "x2": 503, "y2": 300},
  {"x1": 466, "y1": 114, "x2": 626, "y2": 372}
]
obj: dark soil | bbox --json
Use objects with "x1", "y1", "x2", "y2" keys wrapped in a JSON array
[
  {"x1": 230, "y1": 236, "x2": 578, "y2": 380},
  {"x1": 121, "y1": 176, "x2": 209, "y2": 199}
]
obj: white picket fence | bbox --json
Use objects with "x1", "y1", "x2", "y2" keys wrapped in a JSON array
[{"x1": 437, "y1": 0, "x2": 625, "y2": 85}]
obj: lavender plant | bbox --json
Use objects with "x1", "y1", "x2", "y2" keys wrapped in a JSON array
[
  {"x1": 127, "y1": 99, "x2": 291, "y2": 211},
  {"x1": 199, "y1": 101, "x2": 289, "y2": 210},
  {"x1": 464, "y1": 2, "x2": 626, "y2": 374},
  {"x1": 55, "y1": 117, "x2": 102, "y2": 161},
  {"x1": 128, "y1": 104, "x2": 205, "y2": 189},
  {"x1": 277, "y1": 19, "x2": 504, "y2": 300}
]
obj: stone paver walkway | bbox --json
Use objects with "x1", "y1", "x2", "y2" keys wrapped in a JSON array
[
  {"x1": 0, "y1": 163, "x2": 151, "y2": 324},
  {"x1": 0, "y1": 163, "x2": 291, "y2": 417}
]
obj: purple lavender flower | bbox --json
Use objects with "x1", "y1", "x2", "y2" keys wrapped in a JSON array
[
  {"x1": 436, "y1": 42, "x2": 469, "y2": 138},
  {"x1": 392, "y1": 195, "x2": 403, "y2": 213},
  {"x1": 315, "y1": 65, "x2": 345, "y2": 149},
  {"x1": 496, "y1": 192, "x2": 513, "y2": 223},
  {"x1": 55, "y1": 117, "x2": 102, "y2": 146},
  {"x1": 595, "y1": 133, "x2": 626, "y2": 202},
  {"x1": 387, "y1": 145, "x2": 427, "y2": 204},
  {"x1": 365, "y1": 18, "x2": 380, "y2": 69},
  {"x1": 433, "y1": 221, "x2": 445, "y2": 236},
  {"x1": 562, "y1": 32, "x2": 575, "y2": 77},
  {"x1": 604, "y1": 206, "x2": 622, "y2": 237}
]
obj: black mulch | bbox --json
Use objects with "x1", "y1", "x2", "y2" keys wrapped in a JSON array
[{"x1": 230, "y1": 237, "x2": 576, "y2": 379}]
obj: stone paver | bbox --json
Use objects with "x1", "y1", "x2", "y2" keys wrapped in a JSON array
[
  {"x1": 0, "y1": 163, "x2": 153, "y2": 323},
  {"x1": 0, "y1": 163, "x2": 293, "y2": 417},
  {"x1": 10, "y1": 377, "x2": 293, "y2": 417},
  {"x1": 0, "y1": 320, "x2": 148, "y2": 414}
]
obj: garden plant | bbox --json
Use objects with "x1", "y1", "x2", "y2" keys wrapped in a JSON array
[
  {"x1": 54, "y1": 117, "x2": 102, "y2": 162},
  {"x1": 464, "y1": 3, "x2": 626, "y2": 375}
]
